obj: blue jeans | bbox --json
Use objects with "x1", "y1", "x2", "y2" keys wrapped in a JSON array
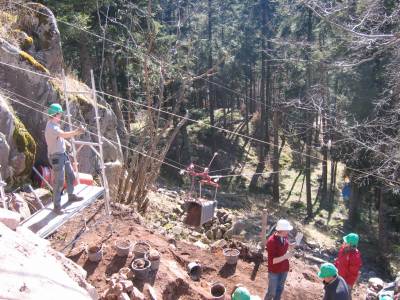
[
  {"x1": 264, "y1": 272, "x2": 288, "y2": 300},
  {"x1": 49, "y1": 152, "x2": 75, "y2": 209}
]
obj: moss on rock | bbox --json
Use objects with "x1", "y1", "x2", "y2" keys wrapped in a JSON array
[
  {"x1": 12, "y1": 29, "x2": 33, "y2": 50},
  {"x1": 19, "y1": 50, "x2": 49, "y2": 74},
  {"x1": 12, "y1": 117, "x2": 36, "y2": 176}
]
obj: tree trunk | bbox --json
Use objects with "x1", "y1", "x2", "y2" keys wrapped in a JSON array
[
  {"x1": 348, "y1": 183, "x2": 360, "y2": 226},
  {"x1": 285, "y1": 169, "x2": 303, "y2": 202},
  {"x1": 305, "y1": 8, "x2": 313, "y2": 220},
  {"x1": 305, "y1": 130, "x2": 312, "y2": 218},
  {"x1": 249, "y1": 0, "x2": 271, "y2": 191},
  {"x1": 272, "y1": 109, "x2": 280, "y2": 203},
  {"x1": 321, "y1": 113, "x2": 328, "y2": 208},
  {"x1": 207, "y1": 0, "x2": 215, "y2": 152},
  {"x1": 107, "y1": 54, "x2": 127, "y2": 145},
  {"x1": 378, "y1": 188, "x2": 388, "y2": 254},
  {"x1": 329, "y1": 160, "x2": 337, "y2": 204},
  {"x1": 78, "y1": 35, "x2": 92, "y2": 86}
]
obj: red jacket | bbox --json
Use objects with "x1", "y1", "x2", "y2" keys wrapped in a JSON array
[
  {"x1": 334, "y1": 245, "x2": 362, "y2": 286},
  {"x1": 266, "y1": 233, "x2": 289, "y2": 273}
]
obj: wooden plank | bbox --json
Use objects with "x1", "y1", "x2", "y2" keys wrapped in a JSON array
[{"x1": 20, "y1": 184, "x2": 104, "y2": 238}]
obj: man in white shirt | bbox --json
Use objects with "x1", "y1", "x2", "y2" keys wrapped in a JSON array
[{"x1": 45, "y1": 103, "x2": 84, "y2": 214}]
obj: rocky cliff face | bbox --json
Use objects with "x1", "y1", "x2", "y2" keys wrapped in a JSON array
[
  {"x1": 0, "y1": 3, "x2": 123, "y2": 180},
  {"x1": 0, "y1": 95, "x2": 36, "y2": 180}
]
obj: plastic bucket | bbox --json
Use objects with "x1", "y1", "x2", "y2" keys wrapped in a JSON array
[
  {"x1": 133, "y1": 241, "x2": 150, "y2": 259},
  {"x1": 131, "y1": 258, "x2": 151, "y2": 280},
  {"x1": 223, "y1": 248, "x2": 240, "y2": 265},
  {"x1": 87, "y1": 245, "x2": 103, "y2": 262},
  {"x1": 210, "y1": 282, "x2": 226, "y2": 299},
  {"x1": 187, "y1": 262, "x2": 202, "y2": 281},
  {"x1": 115, "y1": 239, "x2": 132, "y2": 257},
  {"x1": 144, "y1": 250, "x2": 160, "y2": 271}
]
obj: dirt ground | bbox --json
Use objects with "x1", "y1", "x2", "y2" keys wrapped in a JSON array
[{"x1": 49, "y1": 202, "x2": 366, "y2": 300}]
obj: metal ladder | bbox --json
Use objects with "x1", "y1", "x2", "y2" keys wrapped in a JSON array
[{"x1": 62, "y1": 69, "x2": 111, "y2": 215}]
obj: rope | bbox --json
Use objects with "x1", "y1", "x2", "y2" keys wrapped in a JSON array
[
  {"x1": 1, "y1": 93, "x2": 184, "y2": 172},
  {"x1": 3, "y1": 89, "x2": 400, "y2": 186},
  {"x1": 1, "y1": 59, "x2": 399, "y2": 184},
  {"x1": 0, "y1": 60, "x2": 324, "y2": 163}
]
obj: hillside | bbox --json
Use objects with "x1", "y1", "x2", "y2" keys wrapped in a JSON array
[
  {"x1": 49, "y1": 200, "x2": 366, "y2": 300},
  {"x1": 0, "y1": 1, "x2": 399, "y2": 300}
]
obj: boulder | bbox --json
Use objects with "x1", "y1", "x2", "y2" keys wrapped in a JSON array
[
  {"x1": 0, "y1": 222, "x2": 97, "y2": 300},
  {"x1": 224, "y1": 228, "x2": 233, "y2": 239},
  {"x1": 205, "y1": 229, "x2": 213, "y2": 240},
  {"x1": 194, "y1": 240, "x2": 209, "y2": 250},
  {"x1": 0, "y1": 95, "x2": 35, "y2": 179},
  {"x1": 215, "y1": 228, "x2": 223, "y2": 240},
  {"x1": 172, "y1": 225, "x2": 183, "y2": 236},
  {"x1": 232, "y1": 220, "x2": 246, "y2": 234},
  {"x1": 0, "y1": 132, "x2": 11, "y2": 179},
  {"x1": 211, "y1": 239, "x2": 227, "y2": 249},
  {"x1": 17, "y1": 3, "x2": 63, "y2": 74},
  {"x1": 368, "y1": 277, "x2": 384, "y2": 291}
]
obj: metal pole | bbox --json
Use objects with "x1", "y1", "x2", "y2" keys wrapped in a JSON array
[
  {"x1": 0, "y1": 165, "x2": 7, "y2": 209},
  {"x1": 260, "y1": 209, "x2": 268, "y2": 252},
  {"x1": 32, "y1": 166, "x2": 53, "y2": 191},
  {"x1": 62, "y1": 69, "x2": 80, "y2": 184},
  {"x1": 199, "y1": 182, "x2": 202, "y2": 198},
  {"x1": 90, "y1": 70, "x2": 111, "y2": 216}
]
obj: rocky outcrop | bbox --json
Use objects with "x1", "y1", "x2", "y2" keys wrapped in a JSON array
[
  {"x1": 16, "y1": 2, "x2": 63, "y2": 74},
  {"x1": 0, "y1": 222, "x2": 97, "y2": 300},
  {"x1": 0, "y1": 94, "x2": 36, "y2": 179},
  {"x1": 0, "y1": 3, "x2": 124, "y2": 179}
]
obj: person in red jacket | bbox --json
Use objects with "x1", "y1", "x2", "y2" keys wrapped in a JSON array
[
  {"x1": 334, "y1": 233, "x2": 362, "y2": 299},
  {"x1": 264, "y1": 219, "x2": 295, "y2": 300}
]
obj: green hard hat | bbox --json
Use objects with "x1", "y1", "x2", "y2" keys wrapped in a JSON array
[
  {"x1": 379, "y1": 295, "x2": 393, "y2": 300},
  {"x1": 232, "y1": 287, "x2": 261, "y2": 300},
  {"x1": 318, "y1": 263, "x2": 338, "y2": 278},
  {"x1": 48, "y1": 103, "x2": 63, "y2": 116},
  {"x1": 343, "y1": 233, "x2": 359, "y2": 246}
]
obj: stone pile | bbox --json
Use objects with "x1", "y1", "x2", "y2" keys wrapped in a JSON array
[
  {"x1": 365, "y1": 278, "x2": 385, "y2": 300},
  {"x1": 365, "y1": 276, "x2": 400, "y2": 300},
  {"x1": 102, "y1": 268, "x2": 143, "y2": 300},
  {"x1": 203, "y1": 209, "x2": 234, "y2": 241}
]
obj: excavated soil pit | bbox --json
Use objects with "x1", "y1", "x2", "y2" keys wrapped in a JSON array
[{"x1": 49, "y1": 202, "x2": 367, "y2": 300}]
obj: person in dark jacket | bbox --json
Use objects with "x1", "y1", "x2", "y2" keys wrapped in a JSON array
[
  {"x1": 318, "y1": 263, "x2": 350, "y2": 300},
  {"x1": 264, "y1": 219, "x2": 295, "y2": 300}
]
